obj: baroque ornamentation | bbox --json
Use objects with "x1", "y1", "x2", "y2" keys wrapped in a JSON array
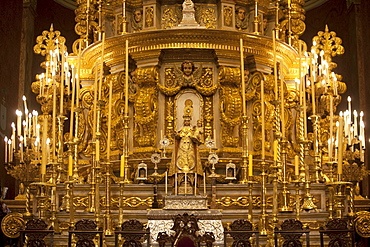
[{"x1": 219, "y1": 66, "x2": 242, "y2": 148}]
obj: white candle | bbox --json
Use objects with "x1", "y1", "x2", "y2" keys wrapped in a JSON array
[
  {"x1": 19, "y1": 136, "x2": 23, "y2": 162},
  {"x1": 337, "y1": 114, "x2": 344, "y2": 175},
  {"x1": 353, "y1": 110, "x2": 358, "y2": 137},
  {"x1": 11, "y1": 122, "x2": 15, "y2": 151},
  {"x1": 23, "y1": 120, "x2": 27, "y2": 148},
  {"x1": 195, "y1": 173, "x2": 197, "y2": 195},
  {"x1": 335, "y1": 121, "x2": 339, "y2": 161},
  {"x1": 294, "y1": 155, "x2": 299, "y2": 176},
  {"x1": 41, "y1": 118, "x2": 48, "y2": 175},
  {"x1": 8, "y1": 139, "x2": 12, "y2": 162},
  {"x1": 4, "y1": 137, "x2": 8, "y2": 163},
  {"x1": 348, "y1": 96, "x2": 352, "y2": 124},
  {"x1": 175, "y1": 173, "x2": 178, "y2": 196},
  {"x1": 203, "y1": 172, "x2": 206, "y2": 195},
  {"x1": 28, "y1": 113, "x2": 32, "y2": 137},
  {"x1": 248, "y1": 154, "x2": 253, "y2": 176},
  {"x1": 184, "y1": 173, "x2": 187, "y2": 195},
  {"x1": 165, "y1": 171, "x2": 168, "y2": 195},
  {"x1": 255, "y1": 0, "x2": 258, "y2": 17},
  {"x1": 16, "y1": 110, "x2": 22, "y2": 137}
]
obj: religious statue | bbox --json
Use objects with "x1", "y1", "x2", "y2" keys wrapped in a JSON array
[
  {"x1": 183, "y1": 0, "x2": 195, "y2": 11},
  {"x1": 131, "y1": 8, "x2": 143, "y2": 32},
  {"x1": 178, "y1": 0, "x2": 200, "y2": 27},
  {"x1": 235, "y1": 6, "x2": 249, "y2": 31},
  {"x1": 169, "y1": 100, "x2": 203, "y2": 177}
]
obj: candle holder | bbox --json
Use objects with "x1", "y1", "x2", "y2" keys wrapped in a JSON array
[
  {"x1": 259, "y1": 160, "x2": 269, "y2": 236},
  {"x1": 150, "y1": 153, "x2": 161, "y2": 208},
  {"x1": 332, "y1": 180, "x2": 351, "y2": 219},
  {"x1": 278, "y1": 140, "x2": 293, "y2": 213},
  {"x1": 103, "y1": 161, "x2": 113, "y2": 236},
  {"x1": 293, "y1": 176, "x2": 302, "y2": 220},
  {"x1": 310, "y1": 114, "x2": 324, "y2": 183},
  {"x1": 118, "y1": 179, "x2": 125, "y2": 227},
  {"x1": 247, "y1": 179, "x2": 256, "y2": 222},
  {"x1": 240, "y1": 115, "x2": 249, "y2": 184},
  {"x1": 159, "y1": 137, "x2": 170, "y2": 158}
]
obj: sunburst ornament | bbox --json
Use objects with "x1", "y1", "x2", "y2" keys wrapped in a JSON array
[{"x1": 205, "y1": 138, "x2": 215, "y2": 149}]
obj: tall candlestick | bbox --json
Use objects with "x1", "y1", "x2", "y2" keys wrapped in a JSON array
[
  {"x1": 98, "y1": 34, "x2": 105, "y2": 101},
  {"x1": 60, "y1": 48, "x2": 65, "y2": 115},
  {"x1": 69, "y1": 66, "x2": 76, "y2": 140},
  {"x1": 248, "y1": 154, "x2": 253, "y2": 176},
  {"x1": 92, "y1": 62, "x2": 99, "y2": 138},
  {"x1": 273, "y1": 30, "x2": 278, "y2": 101},
  {"x1": 337, "y1": 113, "x2": 344, "y2": 175},
  {"x1": 107, "y1": 68, "x2": 113, "y2": 159},
  {"x1": 281, "y1": 74, "x2": 285, "y2": 138},
  {"x1": 240, "y1": 39, "x2": 246, "y2": 116},
  {"x1": 125, "y1": 39, "x2": 129, "y2": 115},
  {"x1": 76, "y1": 41, "x2": 82, "y2": 108},
  {"x1": 261, "y1": 79, "x2": 265, "y2": 159}
]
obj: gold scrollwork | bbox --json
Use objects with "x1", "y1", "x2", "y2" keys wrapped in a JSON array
[
  {"x1": 1, "y1": 212, "x2": 25, "y2": 238},
  {"x1": 219, "y1": 66, "x2": 242, "y2": 148},
  {"x1": 131, "y1": 67, "x2": 159, "y2": 148},
  {"x1": 145, "y1": 6, "x2": 154, "y2": 28},
  {"x1": 355, "y1": 211, "x2": 370, "y2": 238},
  {"x1": 223, "y1": 6, "x2": 233, "y2": 27},
  {"x1": 199, "y1": 7, "x2": 216, "y2": 29},
  {"x1": 162, "y1": 8, "x2": 181, "y2": 29}
]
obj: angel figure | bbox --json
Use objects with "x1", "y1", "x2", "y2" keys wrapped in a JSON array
[{"x1": 175, "y1": 60, "x2": 203, "y2": 88}]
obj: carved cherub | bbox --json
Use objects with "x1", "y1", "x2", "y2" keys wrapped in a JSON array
[{"x1": 174, "y1": 60, "x2": 203, "y2": 88}]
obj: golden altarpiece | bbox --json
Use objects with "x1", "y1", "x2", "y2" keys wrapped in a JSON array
[{"x1": 2, "y1": 0, "x2": 370, "y2": 246}]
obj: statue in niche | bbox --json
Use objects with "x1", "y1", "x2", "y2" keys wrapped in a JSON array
[
  {"x1": 169, "y1": 99, "x2": 203, "y2": 177},
  {"x1": 235, "y1": 6, "x2": 249, "y2": 30},
  {"x1": 131, "y1": 8, "x2": 143, "y2": 32}
]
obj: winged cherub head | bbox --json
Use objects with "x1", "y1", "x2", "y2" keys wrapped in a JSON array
[{"x1": 181, "y1": 60, "x2": 195, "y2": 77}]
